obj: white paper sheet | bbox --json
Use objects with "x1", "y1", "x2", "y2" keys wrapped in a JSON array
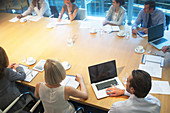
[
  {"x1": 138, "y1": 62, "x2": 162, "y2": 78},
  {"x1": 103, "y1": 25, "x2": 120, "y2": 33},
  {"x1": 9, "y1": 17, "x2": 19, "y2": 22},
  {"x1": 145, "y1": 55, "x2": 162, "y2": 64},
  {"x1": 28, "y1": 16, "x2": 42, "y2": 22},
  {"x1": 150, "y1": 80, "x2": 170, "y2": 95},
  {"x1": 60, "y1": 75, "x2": 79, "y2": 89}
]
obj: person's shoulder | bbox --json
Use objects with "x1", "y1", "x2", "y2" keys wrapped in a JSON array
[
  {"x1": 73, "y1": 4, "x2": 78, "y2": 8},
  {"x1": 120, "y1": 6, "x2": 126, "y2": 11},
  {"x1": 155, "y1": 8, "x2": 164, "y2": 15}
]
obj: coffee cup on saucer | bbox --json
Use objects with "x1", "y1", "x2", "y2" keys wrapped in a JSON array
[
  {"x1": 20, "y1": 18, "x2": 27, "y2": 23},
  {"x1": 135, "y1": 45, "x2": 145, "y2": 53},
  {"x1": 26, "y1": 57, "x2": 36, "y2": 65},
  {"x1": 90, "y1": 28, "x2": 97, "y2": 34},
  {"x1": 136, "y1": 45, "x2": 143, "y2": 52}
]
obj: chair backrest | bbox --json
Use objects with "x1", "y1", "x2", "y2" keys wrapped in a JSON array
[
  {"x1": 77, "y1": 8, "x2": 86, "y2": 20},
  {"x1": 50, "y1": 6, "x2": 59, "y2": 18}
]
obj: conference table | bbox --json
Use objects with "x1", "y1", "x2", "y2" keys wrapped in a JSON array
[{"x1": 0, "y1": 13, "x2": 170, "y2": 113}]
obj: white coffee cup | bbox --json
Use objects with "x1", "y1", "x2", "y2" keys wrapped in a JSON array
[
  {"x1": 27, "y1": 57, "x2": 34, "y2": 64},
  {"x1": 119, "y1": 30, "x2": 124, "y2": 35},
  {"x1": 20, "y1": 18, "x2": 27, "y2": 23},
  {"x1": 136, "y1": 45, "x2": 143, "y2": 52},
  {"x1": 90, "y1": 28, "x2": 96, "y2": 33}
]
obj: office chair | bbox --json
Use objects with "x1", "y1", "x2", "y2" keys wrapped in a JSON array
[
  {"x1": 50, "y1": 6, "x2": 59, "y2": 18},
  {"x1": 0, "y1": 92, "x2": 42, "y2": 113},
  {"x1": 77, "y1": 8, "x2": 87, "y2": 20}
]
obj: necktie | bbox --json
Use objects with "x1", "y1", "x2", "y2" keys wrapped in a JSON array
[{"x1": 147, "y1": 14, "x2": 152, "y2": 28}]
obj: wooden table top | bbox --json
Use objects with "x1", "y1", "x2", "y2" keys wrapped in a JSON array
[{"x1": 0, "y1": 13, "x2": 170, "y2": 112}]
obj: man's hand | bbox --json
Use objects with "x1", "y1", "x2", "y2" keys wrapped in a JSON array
[
  {"x1": 17, "y1": 15, "x2": 23, "y2": 19},
  {"x1": 162, "y1": 46, "x2": 170, "y2": 53},
  {"x1": 132, "y1": 29, "x2": 138, "y2": 34},
  {"x1": 143, "y1": 29, "x2": 148, "y2": 34},
  {"x1": 106, "y1": 84, "x2": 125, "y2": 97}
]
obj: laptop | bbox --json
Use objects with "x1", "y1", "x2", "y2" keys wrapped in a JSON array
[
  {"x1": 88, "y1": 60, "x2": 125, "y2": 99},
  {"x1": 148, "y1": 23, "x2": 169, "y2": 50}
]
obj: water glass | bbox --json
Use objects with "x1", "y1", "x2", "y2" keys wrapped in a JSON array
[
  {"x1": 67, "y1": 38, "x2": 73, "y2": 47},
  {"x1": 125, "y1": 31, "x2": 130, "y2": 39},
  {"x1": 122, "y1": 72, "x2": 129, "y2": 85}
]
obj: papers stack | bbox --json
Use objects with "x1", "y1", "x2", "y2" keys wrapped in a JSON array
[
  {"x1": 150, "y1": 80, "x2": 170, "y2": 95},
  {"x1": 103, "y1": 25, "x2": 120, "y2": 33},
  {"x1": 9, "y1": 17, "x2": 19, "y2": 22},
  {"x1": 33, "y1": 59, "x2": 46, "y2": 72},
  {"x1": 60, "y1": 75, "x2": 79, "y2": 89},
  {"x1": 19, "y1": 64, "x2": 38, "y2": 82},
  {"x1": 139, "y1": 54, "x2": 164, "y2": 78},
  {"x1": 137, "y1": 30, "x2": 148, "y2": 38}
]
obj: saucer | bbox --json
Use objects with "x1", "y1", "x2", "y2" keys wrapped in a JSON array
[
  {"x1": 117, "y1": 32, "x2": 125, "y2": 37},
  {"x1": 135, "y1": 48, "x2": 145, "y2": 54},
  {"x1": 62, "y1": 61, "x2": 71, "y2": 70},
  {"x1": 26, "y1": 59, "x2": 36, "y2": 65},
  {"x1": 90, "y1": 30, "x2": 97, "y2": 34}
]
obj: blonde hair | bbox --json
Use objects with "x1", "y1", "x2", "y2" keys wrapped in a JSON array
[{"x1": 44, "y1": 59, "x2": 66, "y2": 85}]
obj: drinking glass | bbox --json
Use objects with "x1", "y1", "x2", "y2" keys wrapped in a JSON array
[{"x1": 122, "y1": 72, "x2": 129, "y2": 85}]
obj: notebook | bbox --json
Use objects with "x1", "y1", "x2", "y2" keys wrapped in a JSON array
[
  {"x1": 19, "y1": 64, "x2": 39, "y2": 82},
  {"x1": 88, "y1": 60, "x2": 125, "y2": 99},
  {"x1": 148, "y1": 23, "x2": 169, "y2": 50}
]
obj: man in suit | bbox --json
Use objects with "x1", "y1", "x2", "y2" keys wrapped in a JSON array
[{"x1": 106, "y1": 70, "x2": 161, "y2": 113}]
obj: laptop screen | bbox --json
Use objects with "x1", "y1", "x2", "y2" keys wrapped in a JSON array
[
  {"x1": 88, "y1": 60, "x2": 117, "y2": 83},
  {"x1": 148, "y1": 23, "x2": 164, "y2": 42}
]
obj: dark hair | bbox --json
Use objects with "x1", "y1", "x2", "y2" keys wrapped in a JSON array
[
  {"x1": 70, "y1": 0, "x2": 75, "y2": 3},
  {"x1": 115, "y1": 0, "x2": 125, "y2": 6},
  {"x1": 145, "y1": 0, "x2": 156, "y2": 10},
  {"x1": 129, "y1": 70, "x2": 151, "y2": 98},
  {"x1": 0, "y1": 47, "x2": 9, "y2": 79}
]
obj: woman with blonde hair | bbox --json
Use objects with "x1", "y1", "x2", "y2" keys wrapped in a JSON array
[{"x1": 34, "y1": 59, "x2": 88, "y2": 113}]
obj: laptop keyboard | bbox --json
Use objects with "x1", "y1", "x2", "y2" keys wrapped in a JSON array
[
  {"x1": 153, "y1": 38, "x2": 167, "y2": 45},
  {"x1": 96, "y1": 79, "x2": 118, "y2": 91}
]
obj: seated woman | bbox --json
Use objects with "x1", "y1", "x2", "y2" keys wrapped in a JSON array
[
  {"x1": 103, "y1": 0, "x2": 126, "y2": 26},
  {"x1": 58, "y1": 0, "x2": 78, "y2": 21},
  {"x1": 17, "y1": 0, "x2": 51, "y2": 19},
  {"x1": 34, "y1": 59, "x2": 88, "y2": 113},
  {"x1": 0, "y1": 47, "x2": 26, "y2": 111}
]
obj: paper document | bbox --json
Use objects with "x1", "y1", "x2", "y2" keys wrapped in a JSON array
[
  {"x1": 33, "y1": 59, "x2": 46, "y2": 72},
  {"x1": 138, "y1": 62, "x2": 162, "y2": 78},
  {"x1": 23, "y1": 68, "x2": 39, "y2": 82},
  {"x1": 141, "y1": 54, "x2": 164, "y2": 67},
  {"x1": 9, "y1": 17, "x2": 19, "y2": 22},
  {"x1": 29, "y1": 16, "x2": 42, "y2": 22},
  {"x1": 80, "y1": 21, "x2": 91, "y2": 28},
  {"x1": 18, "y1": 64, "x2": 39, "y2": 82},
  {"x1": 60, "y1": 75, "x2": 79, "y2": 89},
  {"x1": 150, "y1": 80, "x2": 170, "y2": 95},
  {"x1": 103, "y1": 25, "x2": 120, "y2": 33}
]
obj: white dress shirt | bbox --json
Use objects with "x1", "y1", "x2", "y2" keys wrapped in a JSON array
[
  {"x1": 108, "y1": 91, "x2": 161, "y2": 113},
  {"x1": 22, "y1": 0, "x2": 51, "y2": 17}
]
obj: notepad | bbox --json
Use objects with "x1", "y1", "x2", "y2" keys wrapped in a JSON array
[
  {"x1": 150, "y1": 80, "x2": 170, "y2": 95},
  {"x1": 141, "y1": 54, "x2": 164, "y2": 67},
  {"x1": 60, "y1": 75, "x2": 79, "y2": 89},
  {"x1": 19, "y1": 64, "x2": 39, "y2": 82},
  {"x1": 33, "y1": 59, "x2": 46, "y2": 72}
]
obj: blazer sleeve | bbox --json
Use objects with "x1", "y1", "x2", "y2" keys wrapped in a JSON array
[
  {"x1": 22, "y1": 2, "x2": 34, "y2": 16},
  {"x1": 109, "y1": 9, "x2": 126, "y2": 25},
  {"x1": 7, "y1": 67, "x2": 26, "y2": 81}
]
